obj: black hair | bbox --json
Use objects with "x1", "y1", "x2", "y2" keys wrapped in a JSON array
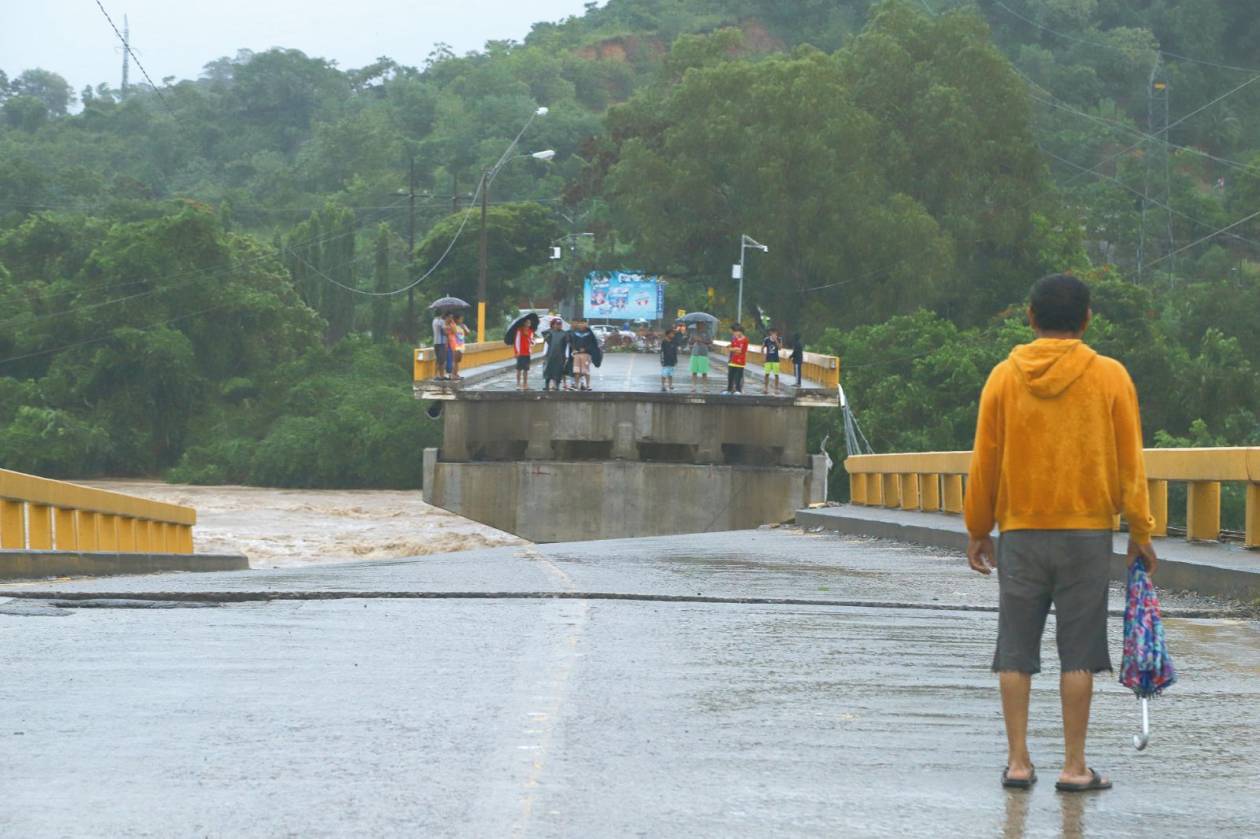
[
  {"x1": 1030, "y1": 274, "x2": 1090, "y2": 333},
  {"x1": 731, "y1": 323, "x2": 744, "y2": 332}
]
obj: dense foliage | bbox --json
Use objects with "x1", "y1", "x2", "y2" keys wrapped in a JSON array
[{"x1": 1, "y1": 0, "x2": 1257, "y2": 488}]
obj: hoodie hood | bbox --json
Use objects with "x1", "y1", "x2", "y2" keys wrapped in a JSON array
[{"x1": 1008, "y1": 339, "x2": 1097, "y2": 399}]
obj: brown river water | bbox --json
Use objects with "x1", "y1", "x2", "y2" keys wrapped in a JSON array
[{"x1": 83, "y1": 481, "x2": 527, "y2": 568}]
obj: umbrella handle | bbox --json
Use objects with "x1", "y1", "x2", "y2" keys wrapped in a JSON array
[{"x1": 1133, "y1": 698, "x2": 1150, "y2": 751}]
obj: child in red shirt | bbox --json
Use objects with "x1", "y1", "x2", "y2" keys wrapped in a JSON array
[
  {"x1": 725, "y1": 324, "x2": 749, "y2": 394},
  {"x1": 514, "y1": 320, "x2": 535, "y2": 391}
]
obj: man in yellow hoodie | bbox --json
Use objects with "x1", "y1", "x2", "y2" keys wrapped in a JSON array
[{"x1": 965, "y1": 273, "x2": 1157, "y2": 793}]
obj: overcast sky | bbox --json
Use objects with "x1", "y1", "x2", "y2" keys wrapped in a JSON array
[{"x1": 2, "y1": 0, "x2": 601, "y2": 94}]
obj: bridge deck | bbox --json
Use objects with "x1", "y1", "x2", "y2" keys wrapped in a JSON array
[{"x1": 415, "y1": 351, "x2": 839, "y2": 407}]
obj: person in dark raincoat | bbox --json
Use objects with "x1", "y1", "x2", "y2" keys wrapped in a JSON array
[{"x1": 542, "y1": 318, "x2": 570, "y2": 392}]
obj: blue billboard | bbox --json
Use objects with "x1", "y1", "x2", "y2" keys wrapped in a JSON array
[{"x1": 583, "y1": 271, "x2": 664, "y2": 320}]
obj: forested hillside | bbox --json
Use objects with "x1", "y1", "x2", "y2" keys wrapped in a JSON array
[{"x1": 1, "y1": 0, "x2": 1257, "y2": 488}]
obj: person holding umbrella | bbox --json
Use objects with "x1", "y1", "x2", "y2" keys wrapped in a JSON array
[
  {"x1": 432, "y1": 311, "x2": 449, "y2": 380},
  {"x1": 964, "y1": 274, "x2": 1157, "y2": 793},
  {"x1": 429, "y1": 297, "x2": 470, "y2": 380},
  {"x1": 505, "y1": 312, "x2": 540, "y2": 392},
  {"x1": 689, "y1": 323, "x2": 713, "y2": 393}
]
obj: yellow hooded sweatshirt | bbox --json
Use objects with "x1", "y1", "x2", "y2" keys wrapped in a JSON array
[{"x1": 964, "y1": 338, "x2": 1155, "y2": 542}]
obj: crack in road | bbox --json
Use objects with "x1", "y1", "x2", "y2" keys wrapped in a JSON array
[{"x1": 0, "y1": 591, "x2": 1243, "y2": 619}]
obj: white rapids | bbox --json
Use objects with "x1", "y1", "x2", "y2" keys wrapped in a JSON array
[{"x1": 82, "y1": 481, "x2": 527, "y2": 568}]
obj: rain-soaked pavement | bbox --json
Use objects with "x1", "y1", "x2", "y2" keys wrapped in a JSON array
[{"x1": 2, "y1": 529, "x2": 1258, "y2": 837}]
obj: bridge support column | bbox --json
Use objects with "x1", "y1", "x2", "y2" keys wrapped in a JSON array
[
  {"x1": 899, "y1": 474, "x2": 920, "y2": 511},
  {"x1": 881, "y1": 474, "x2": 901, "y2": 509},
  {"x1": 811, "y1": 454, "x2": 829, "y2": 504},
  {"x1": 1187, "y1": 481, "x2": 1221, "y2": 542},
  {"x1": 850, "y1": 473, "x2": 867, "y2": 505},
  {"x1": 26, "y1": 505, "x2": 52, "y2": 551},
  {"x1": 942, "y1": 475, "x2": 964, "y2": 514},
  {"x1": 612, "y1": 421, "x2": 637, "y2": 461},
  {"x1": 526, "y1": 420, "x2": 553, "y2": 460},
  {"x1": 1246, "y1": 483, "x2": 1259, "y2": 549},
  {"x1": 1, "y1": 499, "x2": 25, "y2": 549},
  {"x1": 54, "y1": 507, "x2": 76, "y2": 550},
  {"x1": 423, "y1": 448, "x2": 438, "y2": 503},
  {"x1": 921, "y1": 474, "x2": 941, "y2": 512},
  {"x1": 440, "y1": 403, "x2": 470, "y2": 462},
  {"x1": 1148, "y1": 479, "x2": 1168, "y2": 537}
]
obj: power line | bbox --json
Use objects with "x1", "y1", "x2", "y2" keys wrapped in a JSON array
[
  {"x1": 0, "y1": 301, "x2": 237, "y2": 367},
  {"x1": 0, "y1": 199, "x2": 408, "y2": 332},
  {"x1": 1041, "y1": 147, "x2": 1260, "y2": 252},
  {"x1": 990, "y1": 0, "x2": 1260, "y2": 75},
  {"x1": 1142, "y1": 208, "x2": 1260, "y2": 272},
  {"x1": 93, "y1": 1, "x2": 177, "y2": 117},
  {"x1": 292, "y1": 174, "x2": 486, "y2": 297}
]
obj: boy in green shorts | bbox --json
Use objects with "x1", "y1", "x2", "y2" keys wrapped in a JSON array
[
  {"x1": 762, "y1": 328, "x2": 783, "y2": 395},
  {"x1": 689, "y1": 325, "x2": 712, "y2": 393}
]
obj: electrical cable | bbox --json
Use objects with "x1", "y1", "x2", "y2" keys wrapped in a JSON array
[
  {"x1": 1040, "y1": 147, "x2": 1260, "y2": 252},
  {"x1": 1141, "y1": 208, "x2": 1260, "y2": 271},
  {"x1": 93, "y1": 0, "x2": 179, "y2": 116},
  {"x1": 0, "y1": 301, "x2": 237, "y2": 367},
  {"x1": 0, "y1": 199, "x2": 409, "y2": 331},
  {"x1": 990, "y1": 0, "x2": 1260, "y2": 75}
]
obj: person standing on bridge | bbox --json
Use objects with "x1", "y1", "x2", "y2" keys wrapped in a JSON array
[
  {"x1": 542, "y1": 317, "x2": 570, "y2": 392},
  {"x1": 762, "y1": 328, "x2": 783, "y2": 395},
  {"x1": 964, "y1": 273, "x2": 1157, "y2": 794},
  {"x1": 660, "y1": 327, "x2": 679, "y2": 392},
  {"x1": 689, "y1": 325, "x2": 713, "y2": 393},
  {"x1": 790, "y1": 333, "x2": 805, "y2": 388},
  {"x1": 724, "y1": 324, "x2": 749, "y2": 394},
  {"x1": 569, "y1": 318, "x2": 601, "y2": 391},
  {"x1": 513, "y1": 315, "x2": 536, "y2": 392},
  {"x1": 432, "y1": 311, "x2": 450, "y2": 380}
]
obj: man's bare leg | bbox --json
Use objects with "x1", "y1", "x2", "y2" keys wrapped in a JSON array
[
  {"x1": 1059, "y1": 671, "x2": 1105, "y2": 786},
  {"x1": 1000, "y1": 672, "x2": 1034, "y2": 780}
]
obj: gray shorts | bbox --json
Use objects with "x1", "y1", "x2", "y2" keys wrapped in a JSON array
[{"x1": 993, "y1": 530, "x2": 1112, "y2": 675}]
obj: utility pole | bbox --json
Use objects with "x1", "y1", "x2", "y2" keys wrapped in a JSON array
[
  {"x1": 477, "y1": 169, "x2": 489, "y2": 344},
  {"x1": 120, "y1": 15, "x2": 131, "y2": 97},
  {"x1": 406, "y1": 155, "x2": 416, "y2": 343},
  {"x1": 733, "y1": 234, "x2": 768, "y2": 326}
]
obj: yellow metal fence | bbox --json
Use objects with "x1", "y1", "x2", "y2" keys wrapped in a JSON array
[
  {"x1": 711, "y1": 341, "x2": 842, "y2": 388},
  {"x1": 0, "y1": 469, "x2": 196, "y2": 554},
  {"x1": 845, "y1": 448, "x2": 1260, "y2": 548},
  {"x1": 414, "y1": 340, "x2": 545, "y2": 382}
]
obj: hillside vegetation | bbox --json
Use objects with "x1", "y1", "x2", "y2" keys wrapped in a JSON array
[{"x1": 1, "y1": 0, "x2": 1257, "y2": 488}]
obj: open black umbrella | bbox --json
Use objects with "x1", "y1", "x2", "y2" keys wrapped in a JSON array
[
  {"x1": 682, "y1": 312, "x2": 719, "y2": 326},
  {"x1": 429, "y1": 296, "x2": 470, "y2": 311},
  {"x1": 503, "y1": 312, "x2": 540, "y2": 346}
]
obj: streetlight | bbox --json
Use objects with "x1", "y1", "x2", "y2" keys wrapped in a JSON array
[
  {"x1": 732, "y1": 234, "x2": 768, "y2": 325},
  {"x1": 474, "y1": 107, "x2": 553, "y2": 344}
]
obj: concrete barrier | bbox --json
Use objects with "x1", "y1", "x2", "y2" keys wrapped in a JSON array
[{"x1": 1, "y1": 550, "x2": 249, "y2": 581}]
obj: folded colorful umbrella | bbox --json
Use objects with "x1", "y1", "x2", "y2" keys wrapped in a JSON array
[{"x1": 1120, "y1": 559, "x2": 1177, "y2": 749}]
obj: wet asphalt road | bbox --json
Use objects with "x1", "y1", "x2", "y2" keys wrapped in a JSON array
[{"x1": 2, "y1": 529, "x2": 1258, "y2": 838}]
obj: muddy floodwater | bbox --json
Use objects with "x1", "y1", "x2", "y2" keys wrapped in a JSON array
[{"x1": 84, "y1": 481, "x2": 527, "y2": 567}]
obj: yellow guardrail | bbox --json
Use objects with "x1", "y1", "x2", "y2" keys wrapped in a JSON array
[
  {"x1": 845, "y1": 448, "x2": 1260, "y2": 548},
  {"x1": 413, "y1": 340, "x2": 545, "y2": 382},
  {"x1": 711, "y1": 341, "x2": 841, "y2": 388},
  {"x1": 0, "y1": 469, "x2": 196, "y2": 554}
]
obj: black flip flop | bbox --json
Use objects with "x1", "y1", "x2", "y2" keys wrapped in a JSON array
[
  {"x1": 1001, "y1": 766, "x2": 1037, "y2": 789},
  {"x1": 1055, "y1": 768, "x2": 1112, "y2": 793}
]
